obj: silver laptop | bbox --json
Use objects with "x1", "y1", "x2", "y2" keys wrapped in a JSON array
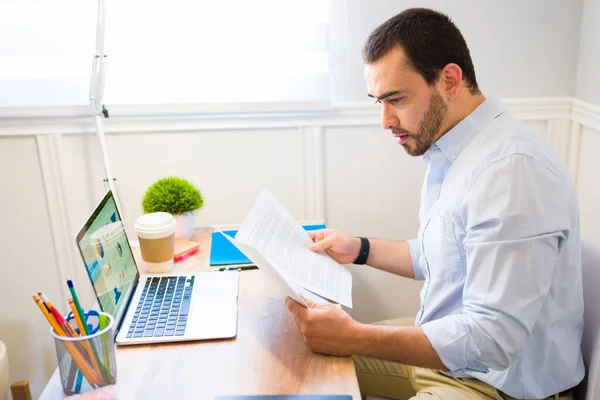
[{"x1": 75, "y1": 190, "x2": 239, "y2": 345}]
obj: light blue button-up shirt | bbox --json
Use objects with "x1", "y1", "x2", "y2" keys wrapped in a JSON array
[{"x1": 407, "y1": 96, "x2": 584, "y2": 399}]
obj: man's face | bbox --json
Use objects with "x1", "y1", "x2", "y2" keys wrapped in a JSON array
[{"x1": 365, "y1": 46, "x2": 448, "y2": 157}]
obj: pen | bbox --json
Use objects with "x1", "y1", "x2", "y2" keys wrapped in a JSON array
[{"x1": 218, "y1": 265, "x2": 258, "y2": 272}]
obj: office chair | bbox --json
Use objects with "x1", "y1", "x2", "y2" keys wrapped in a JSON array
[
  {"x1": 574, "y1": 237, "x2": 600, "y2": 400},
  {"x1": 0, "y1": 341, "x2": 6, "y2": 400}
]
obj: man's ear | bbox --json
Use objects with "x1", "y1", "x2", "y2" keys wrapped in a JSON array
[{"x1": 440, "y1": 63, "x2": 463, "y2": 100}]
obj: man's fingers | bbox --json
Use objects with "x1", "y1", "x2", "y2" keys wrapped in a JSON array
[
  {"x1": 308, "y1": 231, "x2": 337, "y2": 252},
  {"x1": 308, "y1": 229, "x2": 326, "y2": 243},
  {"x1": 285, "y1": 296, "x2": 309, "y2": 318},
  {"x1": 299, "y1": 294, "x2": 319, "y2": 309}
]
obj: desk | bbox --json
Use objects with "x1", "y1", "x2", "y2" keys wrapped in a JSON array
[{"x1": 39, "y1": 228, "x2": 361, "y2": 399}]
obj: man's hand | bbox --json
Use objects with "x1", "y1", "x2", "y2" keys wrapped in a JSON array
[
  {"x1": 285, "y1": 296, "x2": 362, "y2": 356},
  {"x1": 308, "y1": 229, "x2": 362, "y2": 265}
]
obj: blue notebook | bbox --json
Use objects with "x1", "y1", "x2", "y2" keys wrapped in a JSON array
[
  {"x1": 216, "y1": 396, "x2": 352, "y2": 400},
  {"x1": 209, "y1": 224, "x2": 326, "y2": 266}
]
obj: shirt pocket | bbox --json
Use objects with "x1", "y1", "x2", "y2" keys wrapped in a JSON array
[{"x1": 422, "y1": 212, "x2": 465, "y2": 282}]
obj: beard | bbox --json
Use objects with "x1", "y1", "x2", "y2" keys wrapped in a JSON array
[{"x1": 394, "y1": 90, "x2": 447, "y2": 157}]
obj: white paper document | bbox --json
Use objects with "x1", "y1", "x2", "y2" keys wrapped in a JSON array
[{"x1": 220, "y1": 188, "x2": 353, "y2": 308}]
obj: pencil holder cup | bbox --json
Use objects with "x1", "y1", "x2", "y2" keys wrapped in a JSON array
[{"x1": 50, "y1": 311, "x2": 117, "y2": 395}]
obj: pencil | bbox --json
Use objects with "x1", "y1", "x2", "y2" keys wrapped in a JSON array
[
  {"x1": 67, "y1": 280, "x2": 112, "y2": 383},
  {"x1": 39, "y1": 293, "x2": 78, "y2": 337},
  {"x1": 68, "y1": 299, "x2": 86, "y2": 336},
  {"x1": 33, "y1": 294, "x2": 63, "y2": 335},
  {"x1": 39, "y1": 294, "x2": 93, "y2": 359},
  {"x1": 39, "y1": 294, "x2": 91, "y2": 363},
  {"x1": 67, "y1": 280, "x2": 88, "y2": 333},
  {"x1": 69, "y1": 298, "x2": 105, "y2": 384},
  {"x1": 67, "y1": 298, "x2": 86, "y2": 391},
  {"x1": 38, "y1": 293, "x2": 102, "y2": 386},
  {"x1": 68, "y1": 299, "x2": 86, "y2": 393},
  {"x1": 39, "y1": 292, "x2": 97, "y2": 389},
  {"x1": 33, "y1": 295, "x2": 100, "y2": 388}
]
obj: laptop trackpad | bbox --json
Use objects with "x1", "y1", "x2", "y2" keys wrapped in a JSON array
[{"x1": 186, "y1": 271, "x2": 239, "y2": 339}]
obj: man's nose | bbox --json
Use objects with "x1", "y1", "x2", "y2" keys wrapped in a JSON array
[{"x1": 380, "y1": 103, "x2": 399, "y2": 130}]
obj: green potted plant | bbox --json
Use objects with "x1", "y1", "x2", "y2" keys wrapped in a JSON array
[{"x1": 141, "y1": 177, "x2": 204, "y2": 240}]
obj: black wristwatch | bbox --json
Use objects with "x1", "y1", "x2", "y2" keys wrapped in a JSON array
[{"x1": 353, "y1": 237, "x2": 370, "y2": 265}]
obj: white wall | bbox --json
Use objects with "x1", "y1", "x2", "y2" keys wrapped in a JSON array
[
  {"x1": 331, "y1": 0, "x2": 583, "y2": 102},
  {"x1": 575, "y1": 0, "x2": 600, "y2": 105},
  {"x1": 0, "y1": 137, "x2": 73, "y2": 396}
]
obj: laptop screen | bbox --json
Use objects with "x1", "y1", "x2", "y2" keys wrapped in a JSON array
[{"x1": 75, "y1": 190, "x2": 139, "y2": 325}]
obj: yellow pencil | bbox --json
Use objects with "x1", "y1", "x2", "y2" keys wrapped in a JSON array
[
  {"x1": 33, "y1": 294, "x2": 64, "y2": 335},
  {"x1": 39, "y1": 294, "x2": 78, "y2": 338},
  {"x1": 33, "y1": 295, "x2": 100, "y2": 387},
  {"x1": 40, "y1": 294, "x2": 96, "y2": 371},
  {"x1": 68, "y1": 298, "x2": 86, "y2": 336}
]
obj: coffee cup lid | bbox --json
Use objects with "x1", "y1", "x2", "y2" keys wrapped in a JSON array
[{"x1": 135, "y1": 212, "x2": 175, "y2": 233}]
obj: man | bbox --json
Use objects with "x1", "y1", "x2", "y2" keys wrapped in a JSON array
[{"x1": 285, "y1": 8, "x2": 584, "y2": 400}]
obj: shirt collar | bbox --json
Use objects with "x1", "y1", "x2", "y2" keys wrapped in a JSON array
[{"x1": 425, "y1": 95, "x2": 506, "y2": 164}]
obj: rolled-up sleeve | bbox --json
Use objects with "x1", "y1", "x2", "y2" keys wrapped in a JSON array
[
  {"x1": 422, "y1": 154, "x2": 569, "y2": 373},
  {"x1": 407, "y1": 238, "x2": 424, "y2": 280}
]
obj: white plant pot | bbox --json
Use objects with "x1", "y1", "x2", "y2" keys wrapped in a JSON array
[
  {"x1": 0, "y1": 340, "x2": 8, "y2": 400},
  {"x1": 173, "y1": 211, "x2": 195, "y2": 240}
]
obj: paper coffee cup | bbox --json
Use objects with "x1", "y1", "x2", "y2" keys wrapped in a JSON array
[{"x1": 135, "y1": 212, "x2": 176, "y2": 273}]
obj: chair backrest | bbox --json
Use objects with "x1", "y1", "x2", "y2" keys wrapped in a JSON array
[
  {"x1": 575, "y1": 237, "x2": 600, "y2": 400},
  {"x1": 0, "y1": 340, "x2": 7, "y2": 400}
]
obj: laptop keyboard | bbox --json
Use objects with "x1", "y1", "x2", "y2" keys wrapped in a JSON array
[{"x1": 126, "y1": 275, "x2": 194, "y2": 339}]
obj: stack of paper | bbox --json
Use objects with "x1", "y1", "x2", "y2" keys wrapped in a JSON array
[{"x1": 219, "y1": 189, "x2": 353, "y2": 308}]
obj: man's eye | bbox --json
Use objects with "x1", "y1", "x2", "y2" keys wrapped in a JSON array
[{"x1": 388, "y1": 97, "x2": 404, "y2": 104}]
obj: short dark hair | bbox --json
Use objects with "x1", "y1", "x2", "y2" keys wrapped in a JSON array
[{"x1": 362, "y1": 8, "x2": 480, "y2": 94}]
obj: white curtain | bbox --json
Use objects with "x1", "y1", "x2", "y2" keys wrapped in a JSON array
[
  {"x1": 0, "y1": 1, "x2": 97, "y2": 108},
  {"x1": 103, "y1": 0, "x2": 332, "y2": 108}
]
